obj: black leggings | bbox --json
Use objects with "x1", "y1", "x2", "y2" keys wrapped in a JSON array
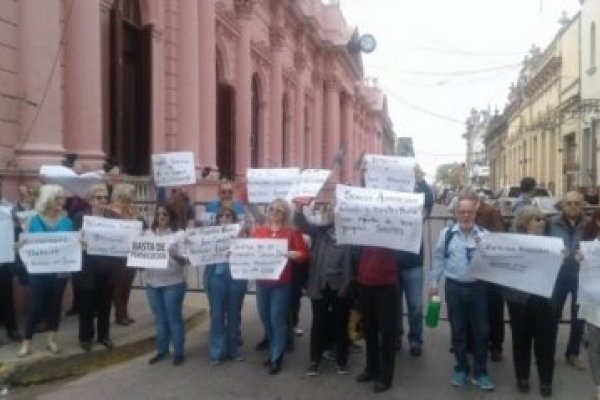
[{"x1": 24, "y1": 274, "x2": 66, "y2": 339}]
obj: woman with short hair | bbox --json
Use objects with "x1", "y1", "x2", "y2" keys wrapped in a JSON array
[
  {"x1": 506, "y1": 206, "x2": 556, "y2": 397},
  {"x1": 19, "y1": 184, "x2": 73, "y2": 357},
  {"x1": 252, "y1": 198, "x2": 309, "y2": 375}
]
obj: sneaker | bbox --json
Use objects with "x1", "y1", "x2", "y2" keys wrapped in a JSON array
[
  {"x1": 323, "y1": 349, "x2": 336, "y2": 361},
  {"x1": 566, "y1": 355, "x2": 586, "y2": 370},
  {"x1": 293, "y1": 327, "x2": 304, "y2": 336},
  {"x1": 306, "y1": 362, "x2": 320, "y2": 377},
  {"x1": 450, "y1": 371, "x2": 468, "y2": 387},
  {"x1": 336, "y1": 364, "x2": 350, "y2": 375},
  {"x1": 472, "y1": 374, "x2": 495, "y2": 391},
  {"x1": 409, "y1": 345, "x2": 422, "y2": 357}
]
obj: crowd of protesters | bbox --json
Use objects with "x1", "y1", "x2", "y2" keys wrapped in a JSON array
[{"x1": 2, "y1": 170, "x2": 600, "y2": 400}]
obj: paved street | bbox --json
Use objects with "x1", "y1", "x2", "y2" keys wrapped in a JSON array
[{"x1": 5, "y1": 205, "x2": 597, "y2": 400}]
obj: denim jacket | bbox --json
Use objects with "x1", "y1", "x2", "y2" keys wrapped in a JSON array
[{"x1": 547, "y1": 214, "x2": 586, "y2": 279}]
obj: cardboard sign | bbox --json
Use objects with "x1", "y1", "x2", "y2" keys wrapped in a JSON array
[
  {"x1": 126, "y1": 234, "x2": 174, "y2": 269},
  {"x1": 82, "y1": 216, "x2": 143, "y2": 257},
  {"x1": 246, "y1": 168, "x2": 300, "y2": 204},
  {"x1": 364, "y1": 154, "x2": 416, "y2": 193},
  {"x1": 229, "y1": 238, "x2": 288, "y2": 280},
  {"x1": 334, "y1": 184, "x2": 424, "y2": 253},
  {"x1": 468, "y1": 233, "x2": 563, "y2": 298},
  {"x1": 286, "y1": 169, "x2": 331, "y2": 201},
  {"x1": 578, "y1": 241, "x2": 600, "y2": 305},
  {"x1": 152, "y1": 152, "x2": 196, "y2": 187},
  {"x1": 19, "y1": 231, "x2": 82, "y2": 273},
  {"x1": 40, "y1": 165, "x2": 104, "y2": 197},
  {"x1": 0, "y1": 206, "x2": 15, "y2": 264},
  {"x1": 186, "y1": 224, "x2": 241, "y2": 266}
]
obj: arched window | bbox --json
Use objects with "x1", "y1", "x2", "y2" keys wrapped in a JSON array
[
  {"x1": 105, "y1": 0, "x2": 151, "y2": 176},
  {"x1": 216, "y1": 50, "x2": 236, "y2": 180},
  {"x1": 591, "y1": 22, "x2": 597, "y2": 69},
  {"x1": 250, "y1": 75, "x2": 261, "y2": 168}
]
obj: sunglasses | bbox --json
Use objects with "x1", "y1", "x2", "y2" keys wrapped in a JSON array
[
  {"x1": 95, "y1": 195, "x2": 109, "y2": 201},
  {"x1": 534, "y1": 217, "x2": 546, "y2": 222},
  {"x1": 565, "y1": 201, "x2": 581, "y2": 206}
]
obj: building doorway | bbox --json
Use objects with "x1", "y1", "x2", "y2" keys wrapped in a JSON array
[{"x1": 217, "y1": 84, "x2": 235, "y2": 180}]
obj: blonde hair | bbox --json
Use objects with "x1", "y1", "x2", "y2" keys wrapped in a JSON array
[
  {"x1": 268, "y1": 198, "x2": 292, "y2": 226},
  {"x1": 111, "y1": 183, "x2": 135, "y2": 203},
  {"x1": 513, "y1": 206, "x2": 544, "y2": 233},
  {"x1": 86, "y1": 183, "x2": 108, "y2": 200},
  {"x1": 35, "y1": 184, "x2": 64, "y2": 214}
]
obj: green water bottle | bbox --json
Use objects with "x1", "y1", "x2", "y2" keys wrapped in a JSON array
[{"x1": 425, "y1": 295, "x2": 441, "y2": 328}]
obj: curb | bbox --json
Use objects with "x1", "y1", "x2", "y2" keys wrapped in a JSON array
[{"x1": 0, "y1": 309, "x2": 207, "y2": 387}]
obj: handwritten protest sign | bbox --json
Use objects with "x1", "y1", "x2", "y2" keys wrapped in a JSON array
[
  {"x1": 364, "y1": 154, "x2": 416, "y2": 193},
  {"x1": 468, "y1": 233, "x2": 563, "y2": 298},
  {"x1": 82, "y1": 216, "x2": 143, "y2": 257},
  {"x1": 19, "y1": 232, "x2": 82, "y2": 273},
  {"x1": 334, "y1": 184, "x2": 424, "y2": 253},
  {"x1": 40, "y1": 165, "x2": 104, "y2": 197},
  {"x1": 578, "y1": 241, "x2": 600, "y2": 305},
  {"x1": 286, "y1": 169, "x2": 331, "y2": 201},
  {"x1": 152, "y1": 152, "x2": 196, "y2": 187},
  {"x1": 126, "y1": 234, "x2": 174, "y2": 269},
  {"x1": 246, "y1": 168, "x2": 300, "y2": 204},
  {"x1": 229, "y1": 238, "x2": 288, "y2": 280},
  {"x1": 0, "y1": 206, "x2": 15, "y2": 264},
  {"x1": 186, "y1": 224, "x2": 241, "y2": 266}
]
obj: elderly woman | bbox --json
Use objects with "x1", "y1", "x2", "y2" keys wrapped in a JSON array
[
  {"x1": 580, "y1": 209, "x2": 600, "y2": 400},
  {"x1": 19, "y1": 184, "x2": 73, "y2": 357},
  {"x1": 204, "y1": 206, "x2": 248, "y2": 364},
  {"x1": 75, "y1": 184, "x2": 119, "y2": 351},
  {"x1": 110, "y1": 183, "x2": 142, "y2": 326},
  {"x1": 506, "y1": 206, "x2": 556, "y2": 397},
  {"x1": 252, "y1": 198, "x2": 309, "y2": 375},
  {"x1": 146, "y1": 204, "x2": 188, "y2": 366}
]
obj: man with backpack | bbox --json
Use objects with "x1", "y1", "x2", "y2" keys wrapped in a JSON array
[{"x1": 429, "y1": 189, "x2": 494, "y2": 391}]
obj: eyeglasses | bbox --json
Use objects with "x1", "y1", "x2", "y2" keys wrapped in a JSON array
[
  {"x1": 95, "y1": 195, "x2": 109, "y2": 201},
  {"x1": 217, "y1": 213, "x2": 234, "y2": 219},
  {"x1": 268, "y1": 207, "x2": 285, "y2": 214},
  {"x1": 534, "y1": 217, "x2": 546, "y2": 222},
  {"x1": 565, "y1": 201, "x2": 582, "y2": 206}
]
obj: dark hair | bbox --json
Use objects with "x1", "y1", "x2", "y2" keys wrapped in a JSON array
[
  {"x1": 520, "y1": 177, "x2": 536, "y2": 193},
  {"x1": 216, "y1": 206, "x2": 238, "y2": 223},
  {"x1": 582, "y1": 208, "x2": 600, "y2": 240},
  {"x1": 151, "y1": 203, "x2": 178, "y2": 232}
]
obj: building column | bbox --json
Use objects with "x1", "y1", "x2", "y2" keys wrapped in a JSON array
[
  {"x1": 324, "y1": 77, "x2": 340, "y2": 174},
  {"x1": 198, "y1": 0, "x2": 217, "y2": 170},
  {"x1": 17, "y1": 0, "x2": 64, "y2": 167},
  {"x1": 342, "y1": 95, "x2": 354, "y2": 183},
  {"x1": 177, "y1": 0, "x2": 200, "y2": 169},
  {"x1": 311, "y1": 72, "x2": 324, "y2": 168},
  {"x1": 234, "y1": 5, "x2": 252, "y2": 176},
  {"x1": 294, "y1": 54, "x2": 306, "y2": 167},
  {"x1": 269, "y1": 26, "x2": 284, "y2": 167},
  {"x1": 63, "y1": 0, "x2": 104, "y2": 167}
]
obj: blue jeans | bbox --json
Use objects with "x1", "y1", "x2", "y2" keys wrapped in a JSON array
[
  {"x1": 146, "y1": 282, "x2": 186, "y2": 358},
  {"x1": 396, "y1": 267, "x2": 424, "y2": 347},
  {"x1": 445, "y1": 279, "x2": 489, "y2": 378},
  {"x1": 204, "y1": 266, "x2": 247, "y2": 361},
  {"x1": 552, "y1": 272, "x2": 584, "y2": 357},
  {"x1": 256, "y1": 284, "x2": 291, "y2": 362}
]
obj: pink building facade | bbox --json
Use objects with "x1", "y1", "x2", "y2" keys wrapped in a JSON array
[{"x1": 0, "y1": 0, "x2": 394, "y2": 200}]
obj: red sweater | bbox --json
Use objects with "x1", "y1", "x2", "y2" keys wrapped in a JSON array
[
  {"x1": 357, "y1": 247, "x2": 398, "y2": 286},
  {"x1": 252, "y1": 225, "x2": 309, "y2": 285}
]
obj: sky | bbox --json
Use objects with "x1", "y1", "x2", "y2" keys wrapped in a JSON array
[{"x1": 340, "y1": 0, "x2": 583, "y2": 181}]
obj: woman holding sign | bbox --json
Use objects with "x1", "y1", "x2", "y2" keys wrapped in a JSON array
[
  {"x1": 75, "y1": 184, "x2": 119, "y2": 352},
  {"x1": 204, "y1": 206, "x2": 247, "y2": 364},
  {"x1": 252, "y1": 198, "x2": 309, "y2": 375},
  {"x1": 145, "y1": 204, "x2": 188, "y2": 366},
  {"x1": 506, "y1": 206, "x2": 555, "y2": 397},
  {"x1": 19, "y1": 184, "x2": 73, "y2": 357}
]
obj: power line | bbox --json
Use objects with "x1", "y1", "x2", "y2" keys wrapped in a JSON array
[
  {"x1": 396, "y1": 62, "x2": 521, "y2": 77},
  {"x1": 380, "y1": 85, "x2": 465, "y2": 125}
]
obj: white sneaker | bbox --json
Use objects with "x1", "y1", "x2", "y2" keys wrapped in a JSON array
[{"x1": 293, "y1": 327, "x2": 304, "y2": 336}]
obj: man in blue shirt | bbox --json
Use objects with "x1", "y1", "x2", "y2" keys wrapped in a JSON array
[
  {"x1": 429, "y1": 189, "x2": 494, "y2": 391},
  {"x1": 204, "y1": 181, "x2": 245, "y2": 225}
]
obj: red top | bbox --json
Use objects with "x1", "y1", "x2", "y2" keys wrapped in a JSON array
[
  {"x1": 252, "y1": 225, "x2": 309, "y2": 285},
  {"x1": 357, "y1": 247, "x2": 398, "y2": 286}
]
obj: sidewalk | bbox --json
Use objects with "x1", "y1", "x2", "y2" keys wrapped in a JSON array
[{"x1": 0, "y1": 290, "x2": 208, "y2": 386}]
